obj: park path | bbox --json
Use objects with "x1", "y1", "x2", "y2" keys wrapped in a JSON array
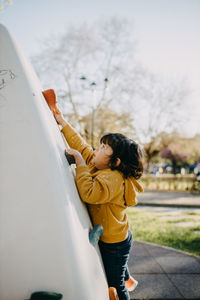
[
  {"x1": 129, "y1": 241, "x2": 200, "y2": 300},
  {"x1": 137, "y1": 190, "x2": 200, "y2": 208}
]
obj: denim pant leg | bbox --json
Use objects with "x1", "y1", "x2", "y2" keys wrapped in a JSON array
[
  {"x1": 124, "y1": 265, "x2": 131, "y2": 281},
  {"x1": 99, "y1": 231, "x2": 133, "y2": 300},
  {"x1": 125, "y1": 239, "x2": 133, "y2": 281}
]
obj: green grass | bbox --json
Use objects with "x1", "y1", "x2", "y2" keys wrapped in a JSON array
[
  {"x1": 127, "y1": 208, "x2": 200, "y2": 257},
  {"x1": 180, "y1": 211, "x2": 200, "y2": 216}
]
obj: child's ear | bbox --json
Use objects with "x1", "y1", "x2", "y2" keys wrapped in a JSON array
[{"x1": 115, "y1": 158, "x2": 121, "y2": 167}]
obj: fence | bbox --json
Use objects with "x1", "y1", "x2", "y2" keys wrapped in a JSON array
[{"x1": 141, "y1": 174, "x2": 200, "y2": 193}]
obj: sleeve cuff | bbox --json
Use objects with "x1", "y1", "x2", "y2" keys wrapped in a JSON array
[
  {"x1": 76, "y1": 165, "x2": 89, "y2": 174},
  {"x1": 61, "y1": 123, "x2": 76, "y2": 140}
]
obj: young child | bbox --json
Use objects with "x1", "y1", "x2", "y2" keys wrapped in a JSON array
[{"x1": 54, "y1": 109, "x2": 144, "y2": 300}]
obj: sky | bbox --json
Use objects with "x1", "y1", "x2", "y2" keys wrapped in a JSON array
[{"x1": 0, "y1": 0, "x2": 200, "y2": 136}]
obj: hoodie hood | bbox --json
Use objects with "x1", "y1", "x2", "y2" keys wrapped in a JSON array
[{"x1": 124, "y1": 177, "x2": 143, "y2": 207}]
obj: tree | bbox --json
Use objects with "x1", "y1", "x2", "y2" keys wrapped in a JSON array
[
  {"x1": 144, "y1": 131, "x2": 200, "y2": 173},
  {"x1": 32, "y1": 18, "x2": 139, "y2": 144},
  {"x1": 160, "y1": 147, "x2": 188, "y2": 174},
  {"x1": 143, "y1": 133, "x2": 164, "y2": 172},
  {"x1": 130, "y1": 72, "x2": 190, "y2": 143},
  {"x1": 0, "y1": 0, "x2": 12, "y2": 11},
  {"x1": 32, "y1": 18, "x2": 190, "y2": 145},
  {"x1": 160, "y1": 133, "x2": 200, "y2": 174},
  {"x1": 72, "y1": 103, "x2": 136, "y2": 148}
]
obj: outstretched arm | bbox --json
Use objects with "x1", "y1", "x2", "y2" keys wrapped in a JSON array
[
  {"x1": 54, "y1": 110, "x2": 94, "y2": 165},
  {"x1": 54, "y1": 110, "x2": 68, "y2": 128},
  {"x1": 42, "y1": 88, "x2": 94, "y2": 164}
]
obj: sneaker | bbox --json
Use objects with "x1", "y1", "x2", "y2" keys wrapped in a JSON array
[{"x1": 125, "y1": 276, "x2": 138, "y2": 292}]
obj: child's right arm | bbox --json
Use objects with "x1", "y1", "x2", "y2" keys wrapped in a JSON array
[{"x1": 54, "y1": 110, "x2": 94, "y2": 165}]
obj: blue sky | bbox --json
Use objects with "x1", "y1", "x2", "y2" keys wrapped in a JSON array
[{"x1": 0, "y1": 0, "x2": 200, "y2": 135}]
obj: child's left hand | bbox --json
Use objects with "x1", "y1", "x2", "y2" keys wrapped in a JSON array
[{"x1": 66, "y1": 149, "x2": 86, "y2": 167}]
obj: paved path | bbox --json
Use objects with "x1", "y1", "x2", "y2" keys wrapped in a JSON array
[
  {"x1": 137, "y1": 191, "x2": 200, "y2": 208},
  {"x1": 128, "y1": 191, "x2": 200, "y2": 299},
  {"x1": 128, "y1": 241, "x2": 200, "y2": 300}
]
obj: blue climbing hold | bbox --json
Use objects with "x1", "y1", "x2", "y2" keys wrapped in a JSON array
[{"x1": 89, "y1": 224, "x2": 104, "y2": 246}]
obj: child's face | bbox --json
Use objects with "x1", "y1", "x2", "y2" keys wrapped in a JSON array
[{"x1": 92, "y1": 143, "x2": 113, "y2": 169}]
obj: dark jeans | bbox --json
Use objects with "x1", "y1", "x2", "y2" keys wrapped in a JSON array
[{"x1": 99, "y1": 231, "x2": 133, "y2": 300}]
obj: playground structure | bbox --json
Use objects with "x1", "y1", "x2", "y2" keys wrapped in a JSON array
[{"x1": 0, "y1": 24, "x2": 110, "y2": 300}]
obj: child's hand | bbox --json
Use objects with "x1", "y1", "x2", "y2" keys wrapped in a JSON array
[
  {"x1": 54, "y1": 110, "x2": 67, "y2": 128},
  {"x1": 66, "y1": 149, "x2": 86, "y2": 167}
]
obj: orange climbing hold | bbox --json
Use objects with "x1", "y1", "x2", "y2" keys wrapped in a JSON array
[
  {"x1": 42, "y1": 89, "x2": 60, "y2": 114},
  {"x1": 108, "y1": 287, "x2": 119, "y2": 300}
]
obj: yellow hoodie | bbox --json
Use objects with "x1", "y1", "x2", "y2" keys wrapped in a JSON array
[{"x1": 62, "y1": 124, "x2": 143, "y2": 243}]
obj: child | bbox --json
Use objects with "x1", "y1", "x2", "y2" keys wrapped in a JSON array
[{"x1": 54, "y1": 109, "x2": 144, "y2": 300}]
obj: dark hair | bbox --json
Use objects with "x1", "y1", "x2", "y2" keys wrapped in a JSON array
[{"x1": 100, "y1": 133, "x2": 144, "y2": 179}]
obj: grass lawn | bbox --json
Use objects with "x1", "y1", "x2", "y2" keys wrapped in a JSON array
[{"x1": 127, "y1": 207, "x2": 200, "y2": 257}]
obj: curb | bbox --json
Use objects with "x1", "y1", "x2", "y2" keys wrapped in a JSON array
[
  {"x1": 137, "y1": 202, "x2": 200, "y2": 209},
  {"x1": 134, "y1": 240, "x2": 200, "y2": 259}
]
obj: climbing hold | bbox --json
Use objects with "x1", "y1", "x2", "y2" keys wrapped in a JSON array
[
  {"x1": 42, "y1": 89, "x2": 60, "y2": 115},
  {"x1": 108, "y1": 287, "x2": 119, "y2": 300},
  {"x1": 89, "y1": 224, "x2": 103, "y2": 246},
  {"x1": 65, "y1": 150, "x2": 76, "y2": 165},
  {"x1": 30, "y1": 291, "x2": 63, "y2": 299}
]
